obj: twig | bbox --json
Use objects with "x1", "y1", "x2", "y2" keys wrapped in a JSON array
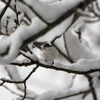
[
  {"x1": 22, "y1": 82, "x2": 27, "y2": 100},
  {"x1": 77, "y1": 9, "x2": 95, "y2": 18},
  {"x1": 25, "y1": 45, "x2": 33, "y2": 54},
  {"x1": 85, "y1": 75, "x2": 97, "y2": 100},
  {"x1": 11, "y1": 52, "x2": 100, "y2": 74},
  {"x1": 0, "y1": 30, "x2": 7, "y2": 35},
  {"x1": 19, "y1": 0, "x2": 49, "y2": 25},
  {"x1": 63, "y1": 33, "x2": 73, "y2": 63},
  {"x1": 0, "y1": 66, "x2": 39, "y2": 100},
  {"x1": 14, "y1": 0, "x2": 20, "y2": 26},
  {"x1": 0, "y1": 81, "x2": 5, "y2": 86},
  {"x1": 22, "y1": 0, "x2": 95, "y2": 45},
  {"x1": 54, "y1": 44, "x2": 70, "y2": 61},
  {"x1": 82, "y1": 89, "x2": 91, "y2": 99},
  {"x1": 51, "y1": 35, "x2": 62, "y2": 44},
  {"x1": 55, "y1": 89, "x2": 91, "y2": 100},
  {"x1": 1, "y1": 0, "x2": 31, "y2": 22},
  {"x1": 3, "y1": 85, "x2": 34, "y2": 99},
  {"x1": 4, "y1": 16, "x2": 10, "y2": 34},
  {"x1": 0, "y1": 0, "x2": 12, "y2": 20},
  {"x1": 84, "y1": 19, "x2": 100, "y2": 23},
  {"x1": 91, "y1": 2, "x2": 100, "y2": 18}
]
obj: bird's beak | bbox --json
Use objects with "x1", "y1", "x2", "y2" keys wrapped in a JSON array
[{"x1": 34, "y1": 44, "x2": 41, "y2": 49}]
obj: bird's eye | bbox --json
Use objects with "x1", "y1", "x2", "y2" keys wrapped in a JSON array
[{"x1": 43, "y1": 43, "x2": 51, "y2": 48}]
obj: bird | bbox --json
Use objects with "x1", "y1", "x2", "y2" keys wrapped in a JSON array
[{"x1": 34, "y1": 42, "x2": 58, "y2": 64}]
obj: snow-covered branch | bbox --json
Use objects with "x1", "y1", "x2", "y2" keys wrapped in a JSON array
[
  {"x1": 35, "y1": 86, "x2": 90, "y2": 100},
  {"x1": 0, "y1": 17, "x2": 47, "y2": 64},
  {"x1": 0, "y1": 0, "x2": 95, "y2": 64},
  {"x1": 22, "y1": 0, "x2": 94, "y2": 23},
  {"x1": 11, "y1": 50, "x2": 100, "y2": 74}
]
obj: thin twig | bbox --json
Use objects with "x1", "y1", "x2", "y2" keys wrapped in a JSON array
[
  {"x1": 22, "y1": 82, "x2": 27, "y2": 100},
  {"x1": 55, "y1": 89, "x2": 91, "y2": 100},
  {"x1": 85, "y1": 75, "x2": 97, "y2": 100},
  {"x1": 1, "y1": 0, "x2": 31, "y2": 22},
  {"x1": 0, "y1": 0, "x2": 12, "y2": 20},
  {"x1": 19, "y1": 0, "x2": 49, "y2": 25},
  {"x1": 0, "y1": 66, "x2": 39, "y2": 100},
  {"x1": 26, "y1": 45, "x2": 33, "y2": 54},
  {"x1": 0, "y1": 81, "x2": 5, "y2": 86},
  {"x1": 14, "y1": 1, "x2": 20, "y2": 26},
  {"x1": 22, "y1": 0, "x2": 94, "y2": 45},
  {"x1": 11, "y1": 52, "x2": 100, "y2": 74},
  {"x1": 24, "y1": 65, "x2": 39, "y2": 82},
  {"x1": 63, "y1": 33, "x2": 73, "y2": 63},
  {"x1": 54, "y1": 44, "x2": 70, "y2": 61},
  {"x1": 3, "y1": 85, "x2": 34, "y2": 99},
  {"x1": 5, "y1": 16, "x2": 10, "y2": 34}
]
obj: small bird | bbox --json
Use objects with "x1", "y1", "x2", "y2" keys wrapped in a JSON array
[{"x1": 34, "y1": 42, "x2": 58, "y2": 64}]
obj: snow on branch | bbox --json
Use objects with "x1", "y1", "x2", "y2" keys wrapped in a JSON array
[
  {"x1": 33, "y1": 85, "x2": 90, "y2": 100},
  {"x1": 11, "y1": 50, "x2": 100, "y2": 74},
  {"x1": 22, "y1": 0, "x2": 94, "y2": 23},
  {"x1": 0, "y1": 0, "x2": 95, "y2": 64},
  {"x1": 0, "y1": 65, "x2": 39, "y2": 100},
  {"x1": 0, "y1": 17, "x2": 47, "y2": 64}
]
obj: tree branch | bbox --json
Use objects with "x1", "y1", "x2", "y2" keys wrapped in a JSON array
[
  {"x1": 55, "y1": 89, "x2": 91, "y2": 100},
  {"x1": 0, "y1": 65, "x2": 39, "y2": 100},
  {"x1": 85, "y1": 75, "x2": 97, "y2": 100},
  {"x1": 11, "y1": 51, "x2": 100, "y2": 75},
  {"x1": 0, "y1": 0, "x2": 12, "y2": 20}
]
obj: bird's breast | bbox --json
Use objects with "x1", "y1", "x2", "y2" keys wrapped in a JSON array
[{"x1": 40, "y1": 47, "x2": 58, "y2": 61}]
